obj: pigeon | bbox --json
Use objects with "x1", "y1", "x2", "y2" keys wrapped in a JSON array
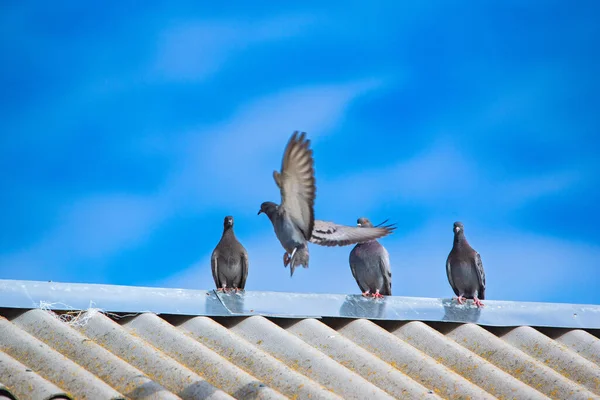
[
  {"x1": 446, "y1": 221, "x2": 486, "y2": 307},
  {"x1": 349, "y1": 217, "x2": 392, "y2": 298},
  {"x1": 211, "y1": 215, "x2": 249, "y2": 292},
  {"x1": 258, "y1": 131, "x2": 396, "y2": 276}
]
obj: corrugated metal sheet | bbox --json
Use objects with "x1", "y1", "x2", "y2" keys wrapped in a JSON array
[
  {"x1": 2, "y1": 279, "x2": 600, "y2": 329},
  {"x1": 1, "y1": 307, "x2": 600, "y2": 399}
]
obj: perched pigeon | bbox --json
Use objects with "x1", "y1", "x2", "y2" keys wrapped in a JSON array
[
  {"x1": 211, "y1": 216, "x2": 249, "y2": 292},
  {"x1": 349, "y1": 217, "x2": 392, "y2": 298},
  {"x1": 446, "y1": 221, "x2": 486, "y2": 307},
  {"x1": 258, "y1": 131, "x2": 396, "y2": 276}
]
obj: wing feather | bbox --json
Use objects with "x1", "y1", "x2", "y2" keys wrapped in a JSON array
[
  {"x1": 349, "y1": 250, "x2": 367, "y2": 293},
  {"x1": 446, "y1": 254, "x2": 458, "y2": 296},
  {"x1": 380, "y1": 247, "x2": 392, "y2": 296},
  {"x1": 274, "y1": 131, "x2": 316, "y2": 240},
  {"x1": 310, "y1": 219, "x2": 396, "y2": 246},
  {"x1": 211, "y1": 251, "x2": 220, "y2": 289},
  {"x1": 473, "y1": 252, "x2": 486, "y2": 299},
  {"x1": 239, "y1": 250, "x2": 249, "y2": 290}
]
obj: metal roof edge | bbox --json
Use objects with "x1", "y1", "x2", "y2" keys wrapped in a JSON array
[{"x1": 0, "y1": 279, "x2": 598, "y2": 329}]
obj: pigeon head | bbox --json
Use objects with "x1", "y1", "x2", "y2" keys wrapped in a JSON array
[
  {"x1": 257, "y1": 202, "x2": 278, "y2": 218},
  {"x1": 224, "y1": 215, "x2": 234, "y2": 229},
  {"x1": 357, "y1": 217, "x2": 374, "y2": 228},
  {"x1": 453, "y1": 221, "x2": 465, "y2": 234}
]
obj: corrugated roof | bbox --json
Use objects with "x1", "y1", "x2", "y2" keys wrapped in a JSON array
[{"x1": 0, "y1": 280, "x2": 599, "y2": 399}]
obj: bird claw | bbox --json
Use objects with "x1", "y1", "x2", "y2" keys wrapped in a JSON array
[
  {"x1": 473, "y1": 298, "x2": 485, "y2": 307},
  {"x1": 283, "y1": 252, "x2": 290, "y2": 267},
  {"x1": 362, "y1": 290, "x2": 384, "y2": 299},
  {"x1": 454, "y1": 296, "x2": 465, "y2": 305}
]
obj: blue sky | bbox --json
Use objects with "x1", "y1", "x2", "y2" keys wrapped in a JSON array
[{"x1": 1, "y1": 2, "x2": 599, "y2": 305}]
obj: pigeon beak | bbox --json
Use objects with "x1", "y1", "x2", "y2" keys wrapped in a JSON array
[
  {"x1": 257, "y1": 210, "x2": 263, "y2": 216},
  {"x1": 357, "y1": 223, "x2": 362, "y2": 227},
  {"x1": 454, "y1": 226, "x2": 461, "y2": 233}
]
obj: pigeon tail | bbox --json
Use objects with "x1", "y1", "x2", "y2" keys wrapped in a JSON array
[
  {"x1": 289, "y1": 245, "x2": 309, "y2": 277},
  {"x1": 478, "y1": 288, "x2": 485, "y2": 300}
]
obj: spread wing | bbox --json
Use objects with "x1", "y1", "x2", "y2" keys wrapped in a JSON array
[
  {"x1": 379, "y1": 247, "x2": 392, "y2": 296},
  {"x1": 211, "y1": 251, "x2": 220, "y2": 289},
  {"x1": 473, "y1": 252, "x2": 486, "y2": 299},
  {"x1": 310, "y1": 219, "x2": 396, "y2": 247},
  {"x1": 239, "y1": 250, "x2": 249, "y2": 290},
  {"x1": 273, "y1": 131, "x2": 316, "y2": 240}
]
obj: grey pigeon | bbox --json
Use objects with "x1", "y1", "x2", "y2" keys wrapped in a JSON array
[
  {"x1": 258, "y1": 131, "x2": 396, "y2": 277},
  {"x1": 349, "y1": 217, "x2": 392, "y2": 298},
  {"x1": 211, "y1": 216, "x2": 249, "y2": 292},
  {"x1": 446, "y1": 221, "x2": 486, "y2": 307}
]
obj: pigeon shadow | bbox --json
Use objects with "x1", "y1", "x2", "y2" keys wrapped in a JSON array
[
  {"x1": 339, "y1": 295, "x2": 387, "y2": 319},
  {"x1": 204, "y1": 291, "x2": 226, "y2": 316},
  {"x1": 441, "y1": 299, "x2": 482, "y2": 323},
  {"x1": 215, "y1": 290, "x2": 247, "y2": 314}
]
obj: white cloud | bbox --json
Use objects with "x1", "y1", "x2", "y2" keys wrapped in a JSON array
[
  {"x1": 316, "y1": 138, "x2": 477, "y2": 214},
  {"x1": 314, "y1": 135, "x2": 587, "y2": 221},
  {"x1": 152, "y1": 14, "x2": 318, "y2": 81},
  {"x1": 165, "y1": 78, "x2": 386, "y2": 210},
  {"x1": 0, "y1": 78, "x2": 386, "y2": 281},
  {"x1": 497, "y1": 169, "x2": 585, "y2": 208}
]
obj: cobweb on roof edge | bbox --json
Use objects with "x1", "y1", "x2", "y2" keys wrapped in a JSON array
[
  {"x1": 37, "y1": 300, "x2": 142, "y2": 327},
  {"x1": 38, "y1": 300, "x2": 103, "y2": 327}
]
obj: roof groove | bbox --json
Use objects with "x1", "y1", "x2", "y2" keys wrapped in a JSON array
[
  {"x1": 10, "y1": 309, "x2": 178, "y2": 400},
  {"x1": 334, "y1": 318, "x2": 497, "y2": 399},
  {"x1": 0, "y1": 351, "x2": 71, "y2": 400},
  {"x1": 176, "y1": 316, "x2": 342, "y2": 400},
  {"x1": 285, "y1": 318, "x2": 441, "y2": 399},
  {"x1": 1, "y1": 298, "x2": 599, "y2": 400},
  {"x1": 555, "y1": 329, "x2": 600, "y2": 366},
  {"x1": 229, "y1": 315, "x2": 395, "y2": 399},
  {"x1": 121, "y1": 313, "x2": 286, "y2": 399},
  {"x1": 0, "y1": 316, "x2": 124, "y2": 399},
  {"x1": 390, "y1": 321, "x2": 549, "y2": 399},
  {"x1": 446, "y1": 323, "x2": 599, "y2": 400},
  {"x1": 72, "y1": 311, "x2": 233, "y2": 400},
  {"x1": 499, "y1": 326, "x2": 600, "y2": 395}
]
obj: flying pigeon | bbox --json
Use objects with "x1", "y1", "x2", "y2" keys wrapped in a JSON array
[
  {"x1": 349, "y1": 217, "x2": 392, "y2": 298},
  {"x1": 258, "y1": 131, "x2": 396, "y2": 276},
  {"x1": 446, "y1": 221, "x2": 486, "y2": 307},
  {"x1": 211, "y1": 215, "x2": 249, "y2": 292}
]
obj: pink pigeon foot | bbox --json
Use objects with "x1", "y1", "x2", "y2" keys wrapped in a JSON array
[
  {"x1": 473, "y1": 297, "x2": 485, "y2": 307},
  {"x1": 361, "y1": 291, "x2": 371, "y2": 297},
  {"x1": 372, "y1": 290, "x2": 384, "y2": 299},
  {"x1": 454, "y1": 295, "x2": 466, "y2": 305}
]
